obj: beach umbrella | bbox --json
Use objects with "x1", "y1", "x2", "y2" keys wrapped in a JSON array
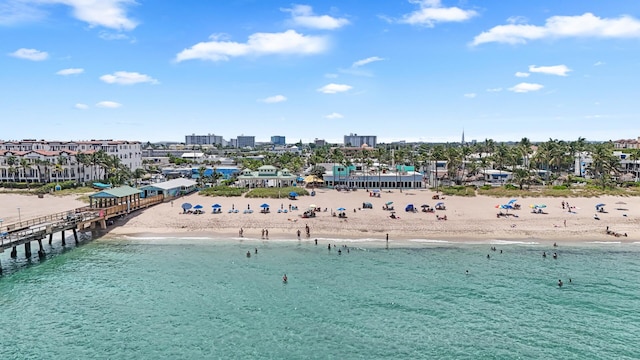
[
  {"x1": 337, "y1": 207, "x2": 346, "y2": 211},
  {"x1": 181, "y1": 203, "x2": 192, "y2": 210},
  {"x1": 385, "y1": 201, "x2": 394, "y2": 205},
  {"x1": 260, "y1": 203, "x2": 270, "y2": 208},
  {"x1": 508, "y1": 199, "x2": 518, "y2": 204},
  {"x1": 372, "y1": 189, "x2": 380, "y2": 193},
  {"x1": 421, "y1": 204, "x2": 429, "y2": 208},
  {"x1": 289, "y1": 192, "x2": 298, "y2": 197},
  {"x1": 193, "y1": 204, "x2": 203, "y2": 209},
  {"x1": 309, "y1": 204, "x2": 317, "y2": 208},
  {"x1": 212, "y1": 204, "x2": 222, "y2": 208},
  {"x1": 595, "y1": 203, "x2": 605, "y2": 208},
  {"x1": 436, "y1": 202, "x2": 444, "y2": 207}
]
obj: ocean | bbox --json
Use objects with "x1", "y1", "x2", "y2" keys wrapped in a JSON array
[{"x1": 1, "y1": 237, "x2": 639, "y2": 359}]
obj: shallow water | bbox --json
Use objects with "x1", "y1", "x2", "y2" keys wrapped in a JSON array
[{"x1": 1, "y1": 238, "x2": 639, "y2": 359}]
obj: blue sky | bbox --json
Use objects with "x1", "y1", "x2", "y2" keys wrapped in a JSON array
[{"x1": 2, "y1": 0, "x2": 640, "y2": 144}]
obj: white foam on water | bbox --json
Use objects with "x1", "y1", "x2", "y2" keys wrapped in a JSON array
[
  {"x1": 588, "y1": 241, "x2": 622, "y2": 244},
  {"x1": 488, "y1": 239, "x2": 540, "y2": 245},
  {"x1": 409, "y1": 239, "x2": 450, "y2": 244}
]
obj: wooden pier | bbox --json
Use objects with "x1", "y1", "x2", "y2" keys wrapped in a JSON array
[{"x1": 0, "y1": 194, "x2": 163, "y2": 274}]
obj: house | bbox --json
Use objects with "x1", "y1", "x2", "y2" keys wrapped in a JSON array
[
  {"x1": 140, "y1": 178, "x2": 198, "y2": 199},
  {"x1": 236, "y1": 165, "x2": 297, "y2": 188}
]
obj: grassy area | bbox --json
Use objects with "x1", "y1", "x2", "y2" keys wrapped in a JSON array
[
  {"x1": 245, "y1": 187, "x2": 309, "y2": 199},
  {"x1": 50, "y1": 186, "x2": 96, "y2": 196},
  {"x1": 439, "y1": 186, "x2": 477, "y2": 197},
  {"x1": 199, "y1": 186, "x2": 248, "y2": 197},
  {"x1": 476, "y1": 185, "x2": 640, "y2": 198}
]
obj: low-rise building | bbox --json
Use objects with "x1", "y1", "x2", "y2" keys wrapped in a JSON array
[{"x1": 236, "y1": 165, "x2": 297, "y2": 188}]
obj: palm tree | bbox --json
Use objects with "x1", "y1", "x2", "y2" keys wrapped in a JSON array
[
  {"x1": 590, "y1": 141, "x2": 620, "y2": 189},
  {"x1": 19, "y1": 158, "x2": 31, "y2": 183}
]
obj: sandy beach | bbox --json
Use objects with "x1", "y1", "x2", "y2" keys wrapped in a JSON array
[{"x1": 2, "y1": 189, "x2": 638, "y2": 243}]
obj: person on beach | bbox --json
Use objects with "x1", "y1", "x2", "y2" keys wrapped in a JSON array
[
  {"x1": 261, "y1": 229, "x2": 265, "y2": 238},
  {"x1": 239, "y1": 228, "x2": 244, "y2": 237},
  {"x1": 297, "y1": 229, "x2": 301, "y2": 238},
  {"x1": 265, "y1": 229, "x2": 269, "y2": 238},
  {"x1": 564, "y1": 220, "x2": 567, "y2": 227}
]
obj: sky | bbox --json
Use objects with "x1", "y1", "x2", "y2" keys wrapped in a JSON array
[{"x1": 2, "y1": 0, "x2": 640, "y2": 144}]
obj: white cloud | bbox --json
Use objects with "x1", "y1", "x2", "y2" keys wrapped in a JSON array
[
  {"x1": 282, "y1": 4, "x2": 349, "y2": 30},
  {"x1": 175, "y1": 30, "x2": 328, "y2": 62},
  {"x1": 96, "y1": 100, "x2": 122, "y2": 108},
  {"x1": 74, "y1": 103, "x2": 89, "y2": 110},
  {"x1": 472, "y1": 13, "x2": 640, "y2": 46},
  {"x1": 399, "y1": 0, "x2": 478, "y2": 27},
  {"x1": 486, "y1": 88, "x2": 503, "y2": 92},
  {"x1": 100, "y1": 71, "x2": 159, "y2": 85},
  {"x1": 9, "y1": 48, "x2": 48, "y2": 61},
  {"x1": 98, "y1": 31, "x2": 132, "y2": 41},
  {"x1": 509, "y1": 82, "x2": 544, "y2": 93},
  {"x1": 47, "y1": 0, "x2": 137, "y2": 30},
  {"x1": 529, "y1": 64, "x2": 571, "y2": 76},
  {"x1": 56, "y1": 68, "x2": 84, "y2": 75},
  {"x1": 515, "y1": 71, "x2": 530, "y2": 78},
  {"x1": 324, "y1": 112, "x2": 344, "y2": 119},
  {"x1": 464, "y1": 93, "x2": 477, "y2": 98},
  {"x1": 317, "y1": 83, "x2": 352, "y2": 94},
  {"x1": 259, "y1": 95, "x2": 287, "y2": 104},
  {"x1": 593, "y1": 61, "x2": 605, "y2": 66},
  {"x1": 352, "y1": 56, "x2": 384, "y2": 68}
]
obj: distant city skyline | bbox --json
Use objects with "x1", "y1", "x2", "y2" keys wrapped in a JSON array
[{"x1": 2, "y1": 1, "x2": 640, "y2": 143}]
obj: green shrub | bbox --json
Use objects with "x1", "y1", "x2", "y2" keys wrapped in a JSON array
[
  {"x1": 199, "y1": 186, "x2": 247, "y2": 197},
  {"x1": 479, "y1": 185, "x2": 492, "y2": 190},
  {"x1": 552, "y1": 185, "x2": 568, "y2": 190},
  {"x1": 504, "y1": 184, "x2": 518, "y2": 190},
  {"x1": 245, "y1": 187, "x2": 309, "y2": 198},
  {"x1": 439, "y1": 185, "x2": 476, "y2": 197}
]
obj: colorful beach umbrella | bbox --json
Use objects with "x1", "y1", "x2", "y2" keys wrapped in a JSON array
[
  {"x1": 181, "y1": 203, "x2": 192, "y2": 210},
  {"x1": 508, "y1": 199, "x2": 518, "y2": 204}
]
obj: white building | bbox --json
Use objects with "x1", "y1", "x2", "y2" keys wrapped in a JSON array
[{"x1": 344, "y1": 133, "x2": 377, "y2": 148}]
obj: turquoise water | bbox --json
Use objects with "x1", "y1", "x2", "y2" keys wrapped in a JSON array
[{"x1": 1, "y1": 238, "x2": 639, "y2": 359}]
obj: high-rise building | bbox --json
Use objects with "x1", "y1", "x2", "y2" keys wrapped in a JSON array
[
  {"x1": 271, "y1": 136, "x2": 286, "y2": 145},
  {"x1": 185, "y1": 133, "x2": 225, "y2": 146},
  {"x1": 343, "y1": 133, "x2": 377, "y2": 148},
  {"x1": 236, "y1": 136, "x2": 255, "y2": 148},
  {"x1": 314, "y1": 138, "x2": 326, "y2": 146}
]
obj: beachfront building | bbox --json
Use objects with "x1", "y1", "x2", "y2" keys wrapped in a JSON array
[
  {"x1": 185, "y1": 133, "x2": 226, "y2": 146},
  {"x1": 323, "y1": 165, "x2": 423, "y2": 189},
  {"x1": 0, "y1": 139, "x2": 142, "y2": 175},
  {"x1": 236, "y1": 136, "x2": 255, "y2": 149},
  {"x1": 236, "y1": 165, "x2": 297, "y2": 188},
  {"x1": 140, "y1": 178, "x2": 197, "y2": 199},
  {"x1": 613, "y1": 137, "x2": 640, "y2": 150},
  {"x1": 343, "y1": 133, "x2": 377, "y2": 148},
  {"x1": 482, "y1": 169, "x2": 513, "y2": 185},
  {"x1": 161, "y1": 166, "x2": 239, "y2": 180},
  {"x1": 271, "y1": 136, "x2": 286, "y2": 146}
]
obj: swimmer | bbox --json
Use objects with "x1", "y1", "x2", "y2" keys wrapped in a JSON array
[
  {"x1": 315, "y1": 238, "x2": 318, "y2": 245},
  {"x1": 254, "y1": 248, "x2": 258, "y2": 255},
  {"x1": 328, "y1": 244, "x2": 331, "y2": 250},
  {"x1": 246, "y1": 251, "x2": 251, "y2": 258},
  {"x1": 487, "y1": 254, "x2": 490, "y2": 259},
  {"x1": 553, "y1": 252, "x2": 558, "y2": 259},
  {"x1": 543, "y1": 251, "x2": 547, "y2": 258},
  {"x1": 569, "y1": 278, "x2": 572, "y2": 283},
  {"x1": 558, "y1": 279, "x2": 563, "y2": 287},
  {"x1": 283, "y1": 274, "x2": 288, "y2": 283},
  {"x1": 553, "y1": 242, "x2": 558, "y2": 247},
  {"x1": 465, "y1": 270, "x2": 469, "y2": 275},
  {"x1": 338, "y1": 249, "x2": 342, "y2": 255}
]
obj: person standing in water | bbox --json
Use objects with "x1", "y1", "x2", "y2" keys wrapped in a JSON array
[
  {"x1": 283, "y1": 274, "x2": 288, "y2": 283},
  {"x1": 558, "y1": 279, "x2": 563, "y2": 287}
]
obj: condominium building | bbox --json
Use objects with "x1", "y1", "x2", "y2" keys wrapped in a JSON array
[
  {"x1": 0, "y1": 139, "x2": 142, "y2": 183},
  {"x1": 236, "y1": 136, "x2": 256, "y2": 149},
  {"x1": 344, "y1": 133, "x2": 377, "y2": 148},
  {"x1": 185, "y1": 133, "x2": 225, "y2": 146},
  {"x1": 271, "y1": 135, "x2": 286, "y2": 146}
]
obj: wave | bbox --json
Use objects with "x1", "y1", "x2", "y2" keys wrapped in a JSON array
[
  {"x1": 488, "y1": 240, "x2": 540, "y2": 245},
  {"x1": 588, "y1": 241, "x2": 622, "y2": 244},
  {"x1": 409, "y1": 239, "x2": 450, "y2": 244}
]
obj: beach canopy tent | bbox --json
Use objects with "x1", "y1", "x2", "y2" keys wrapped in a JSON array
[
  {"x1": 89, "y1": 185, "x2": 143, "y2": 209},
  {"x1": 304, "y1": 175, "x2": 324, "y2": 183},
  {"x1": 140, "y1": 178, "x2": 197, "y2": 199}
]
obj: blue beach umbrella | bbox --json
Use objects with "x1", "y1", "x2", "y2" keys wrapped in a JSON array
[
  {"x1": 260, "y1": 203, "x2": 270, "y2": 208},
  {"x1": 436, "y1": 202, "x2": 444, "y2": 207},
  {"x1": 595, "y1": 203, "x2": 605, "y2": 208},
  {"x1": 289, "y1": 192, "x2": 298, "y2": 197},
  {"x1": 337, "y1": 207, "x2": 346, "y2": 211},
  {"x1": 212, "y1": 204, "x2": 222, "y2": 208},
  {"x1": 508, "y1": 199, "x2": 518, "y2": 204},
  {"x1": 193, "y1": 204, "x2": 203, "y2": 210},
  {"x1": 181, "y1": 203, "x2": 192, "y2": 210}
]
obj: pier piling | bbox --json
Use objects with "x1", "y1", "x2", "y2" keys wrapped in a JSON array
[
  {"x1": 37, "y1": 239, "x2": 45, "y2": 258},
  {"x1": 10, "y1": 246, "x2": 17, "y2": 258},
  {"x1": 48, "y1": 233, "x2": 53, "y2": 245},
  {"x1": 61, "y1": 230, "x2": 66, "y2": 246},
  {"x1": 24, "y1": 242, "x2": 32, "y2": 258},
  {"x1": 73, "y1": 229, "x2": 79, "y2": 244}
]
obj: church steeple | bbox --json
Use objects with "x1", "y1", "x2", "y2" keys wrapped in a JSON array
[{"x1": 461, "y1": 129, "x2": 465, "y2": 145}]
